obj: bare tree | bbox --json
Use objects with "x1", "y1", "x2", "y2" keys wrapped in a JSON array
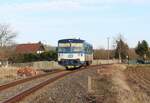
[
  {"x1": 113, "y1": 33, "x2": 129, "y2": 60},
  {"x1": 112, "y1": 33, "x2": 126, "y2": 48},
  {"x1": 0, "y1": 24, "x2": 17, "y2": 47}
]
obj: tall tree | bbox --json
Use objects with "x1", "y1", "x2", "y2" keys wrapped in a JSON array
[
  {"x1": 0, "y1": 24, "x2": 17, "y2": 47},
  {"x1": 135, "y1": 40, "x2": 149, "y2": 59},
  {"x1": 114, "y1": 34, "x2": 129, "y2": 60}
]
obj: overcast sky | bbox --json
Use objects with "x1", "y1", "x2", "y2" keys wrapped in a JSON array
[{"x1": 0, "y1": 0, "x2": 150, "y2": 49}]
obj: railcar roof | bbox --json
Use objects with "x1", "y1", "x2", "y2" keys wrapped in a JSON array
[{"x1": 58, "y1": 39, "x2": 84, "y2": 43}]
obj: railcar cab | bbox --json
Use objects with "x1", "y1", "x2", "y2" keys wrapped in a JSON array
[{"x1": 57, "y1": 39, "x2": 93, "y2": 69}]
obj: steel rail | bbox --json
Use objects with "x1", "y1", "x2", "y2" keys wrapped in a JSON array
[
  {"x1": 2, "y1": 71, "x2": 77, "y2": 103},
  {"x1": 0, "y1": 69, "x2": 64, "y2": 91}
]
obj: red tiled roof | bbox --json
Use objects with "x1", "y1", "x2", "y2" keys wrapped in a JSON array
[{"x1": 15, "y1": 43, "x2": 45, "y2": 54}]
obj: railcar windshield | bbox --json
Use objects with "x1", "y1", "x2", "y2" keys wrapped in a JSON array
[
  {"x1": 58, "y1": 47, "x2": 83, "y2": 53},
  {"x1": 58, "y1": 43, "x2": 84, "y2": 53}
]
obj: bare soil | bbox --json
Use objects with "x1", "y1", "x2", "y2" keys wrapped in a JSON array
[
  {"x1": 91, "y1": 64, "x2": 150, "y2": 103},
  {"x1": 125, "y1": 65, "x2": 150, "y2": 103}
]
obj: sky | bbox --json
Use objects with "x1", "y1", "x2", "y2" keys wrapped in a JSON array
[{"x1": 0, "y1": 0, "x2": 150, "y2": 49}]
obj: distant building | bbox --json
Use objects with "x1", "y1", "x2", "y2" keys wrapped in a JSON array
[{"x1": 15, "y1": 42, "x2": 45, "y2": 54}]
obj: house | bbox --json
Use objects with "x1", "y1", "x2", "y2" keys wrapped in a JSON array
[{"x1": 15, "y1": 42, "x2": 45, "y2": 54}]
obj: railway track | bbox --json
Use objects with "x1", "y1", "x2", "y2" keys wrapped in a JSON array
[
  {"x1": 0, "y1": 69, "x2": 64, "y2": 91},
  {"x1": 0, "y1": 65, "x2": 100, "y2": 103}
]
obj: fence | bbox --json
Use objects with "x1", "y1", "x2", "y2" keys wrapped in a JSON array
[
  {"x1": 10, "y1": 61, "x2": 65, "y2": 70},
  {"x1": 92, "y1": 59, "x2": 120, "y2": 65},
  {"x1": 10, "y1": 59, "x2": 120, "y2": 70}
]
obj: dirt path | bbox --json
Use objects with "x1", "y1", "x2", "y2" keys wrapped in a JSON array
[
  {"x1": 90, "y1": 64, "x2": 138, "y2": 103},
  {"x1": 111, "y1": 65, "x2": 137, "y2": 103}
]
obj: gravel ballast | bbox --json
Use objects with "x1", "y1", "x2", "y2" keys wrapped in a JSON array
[{"x1": 20, "y1": 66, "x2": 101, "y2": 103}]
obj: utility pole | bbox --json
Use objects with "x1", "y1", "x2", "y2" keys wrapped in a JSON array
[
  {"x1": 107, "y1": 37, "x2": 110, "y2": 64},
  {"x1": 119, "y1": 39, "x2": 122, "y2": 63}
]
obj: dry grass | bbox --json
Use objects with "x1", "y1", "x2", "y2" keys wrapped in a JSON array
[
  {"x1": 0, "y1": 67, "x2": 19, "y2": 84},
  {"x1": 0, "y1": 67, "x2": 18, "y2": 78}
]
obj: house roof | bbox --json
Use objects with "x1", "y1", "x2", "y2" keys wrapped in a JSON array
[{"x1": 15, "y1": 43, "x2": 45, "y2": 54}]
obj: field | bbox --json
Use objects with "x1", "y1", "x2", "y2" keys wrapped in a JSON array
[
  {"x1": 87, "y1": 64, "x2": 150, "y2": 103},
  {"x1": 125, "y1": 65, "x2": 150, "y2": 103}
]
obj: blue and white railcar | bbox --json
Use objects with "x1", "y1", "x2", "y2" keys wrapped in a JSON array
[{"x1": 57, "y1": 39, "x2": 93, "y2": 69}]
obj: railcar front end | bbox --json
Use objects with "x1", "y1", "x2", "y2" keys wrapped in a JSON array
[{"x1": 57, "y1": 39, "x2": 93, "y2": 69}]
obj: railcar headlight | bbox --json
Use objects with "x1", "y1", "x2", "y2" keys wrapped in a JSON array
[
  {"x1": 59, "y1": 53, "x2": 63, "y2": 56},
  {"x1": 78, "y1": 53, "x2": 80, "y2": 56}
]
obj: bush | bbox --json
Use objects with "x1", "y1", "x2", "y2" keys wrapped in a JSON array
[
  {"x1": 40, "y1": 51, "x2": 57, "y2": 61},
  {"x1": 10, "y1": 51, "x2": 57, "y2": 63}
]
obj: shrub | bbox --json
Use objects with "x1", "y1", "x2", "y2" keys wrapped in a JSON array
[{"x1": 10, "y1": 51, "x2": 57, "y2": 63}]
